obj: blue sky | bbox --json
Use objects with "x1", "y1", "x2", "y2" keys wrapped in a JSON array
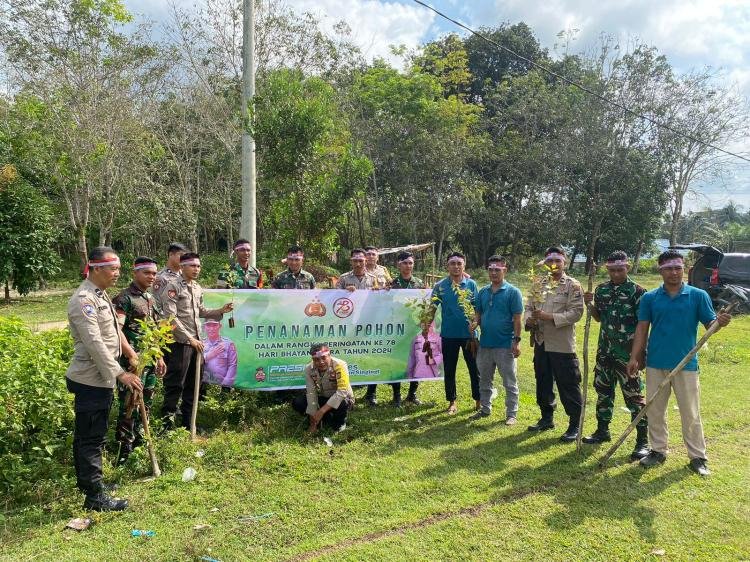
[{"x1": 125, "y1": 0, "x2": 750, "y2": 211}]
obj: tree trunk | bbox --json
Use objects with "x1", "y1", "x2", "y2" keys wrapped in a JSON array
[
  {"x1": 77, "y1": 227, "x2": 88, "y2": 275},
  {"x1": 586, "y1": 218, "x2": 603, "y2": 275},
  {"x1": 4, "y1": 280, "x2": 10, "y2": 305},
  {"x1": 632, "y1": 239, "x2": 644, "y2": 274},
  {"x1": 669, "y1": 198, "x2": 683, "y2": 246}
]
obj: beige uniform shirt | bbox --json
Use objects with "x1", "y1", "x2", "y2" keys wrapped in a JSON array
[
  {"x1": 304, "y1": 357, "x2": 355, "y2": 414},
  {"x1": 66, "y1": 280, "x2": 123, "y2": 388},
  {"x1": 161, "y1": 275, "x2": 224, "y2": 344},
  {"x1": 524, "y1": 274, "x2": 584, "y2": 354},
  {"x1": 367, "y1": 265, "x2": 392, "y2": 288},
  {"x1": 152, "y1": 267, "x2": 181, "y2": 313},
  {"x1": 336, "y1": 271, "x2": 376, "y2": 290}
]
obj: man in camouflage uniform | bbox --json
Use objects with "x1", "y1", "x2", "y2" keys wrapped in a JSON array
[
  {"x1": 583, "y1": 251, "x2": 649, "y2": 460},
  {"x1": 112, "y1": 257, "x2": 166, "y2": 464},
  {"x1": 271, "y1": 245, "x2": 316, "y2": 289},
  {"x1": 217, "y1": 238, "x2": 263, "y2": 289}
]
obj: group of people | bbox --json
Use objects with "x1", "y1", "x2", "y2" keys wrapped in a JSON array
[{"x1": 64, "y1": 240, "x2": 731, "y2": 513}]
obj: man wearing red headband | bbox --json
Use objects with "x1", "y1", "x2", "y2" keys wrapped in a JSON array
[
  {"x1": 524, "y1": 246, "x2": 584, "y2": 442},
  {"x1": 628, "y1": 250, "x2": 731, "y2": 476},
  {"x1": 582, "y1": 251, "x2": 649, "y2": 460},
  {"x1": 216, "y1": 238, "x2": 263, "y2": 289},
  {"x1": 65, "y1": 246, "x2": 143, "y2": 511},
  {"x1": 291, "y1": 344, "x2": 355, "y2": 432},
  {"x1": 160, "y1": 252, "x2": 233, "y2": 430},
  {"x1": 111, "y1": 256, "x2": 166, "y2": 465}
]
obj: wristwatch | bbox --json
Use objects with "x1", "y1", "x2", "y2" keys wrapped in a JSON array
[{"x1": 512, "y1": 336, "x2": 522, "y2": 343}]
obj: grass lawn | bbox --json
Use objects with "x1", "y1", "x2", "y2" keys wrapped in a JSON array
[{"x1": 1, "y1": 273, "x2": 748, "y2": 561}]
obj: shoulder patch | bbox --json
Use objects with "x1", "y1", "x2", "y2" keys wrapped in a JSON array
[
  {"x1": 81, "y1": 300, "x2": 96, "y2": 318},
  {"x1": 167, "y1": 289, "x2": 178, "y2": 300}
]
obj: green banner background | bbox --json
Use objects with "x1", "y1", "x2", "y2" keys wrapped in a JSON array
[{"x1": 201, "y1": 289, "x2": 443, "y2": 390}]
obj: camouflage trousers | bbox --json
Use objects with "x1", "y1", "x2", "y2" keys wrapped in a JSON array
[
  {"x1": 116, "y1": 368, "x2": 157, "y2": 458},
  {"x1": 593, "y1": 356, "x2": 647, "y2": 428}
]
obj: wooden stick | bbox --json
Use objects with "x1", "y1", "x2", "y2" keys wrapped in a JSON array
[
  {"x1": 138, "y1": 395, "x2": 161, "y2": 477},
  {"x1": 190, "y1": 351, "x2": 202, "y2": 441},
  {"x1": 577, "y1": 267, "x2": 596, "y2": 450},
  {"x1": 599, "y1": 304, "x2": 735, "y2": 467}
]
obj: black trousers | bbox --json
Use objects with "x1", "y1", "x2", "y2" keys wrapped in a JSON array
[
  {"x1": 441, "y1": 337, "x2": 480, "y2": 402},
  {"x1": 66, "y1": 378, "x2": 114, "y2": 496},
  {"x1": 533, "y1": 342, "x2": 582, "y2": 424},
  {"x1": 365, "y1": 382, "x2": 419, "y2": 399},
  {"x1": 292, "y1": 394, "x2": 350, "y2": 430},
  {"x1": 161, "y1": 342, "x2": 203, "y2": 427}
]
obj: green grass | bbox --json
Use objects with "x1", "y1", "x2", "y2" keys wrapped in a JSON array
[{"x1": 1, "y1": 274, "x2": 748, "y2": 561}]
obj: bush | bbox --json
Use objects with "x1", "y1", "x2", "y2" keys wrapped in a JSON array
[{"x1": 0, "y1": 317, "x2": 74, "y2": 502}]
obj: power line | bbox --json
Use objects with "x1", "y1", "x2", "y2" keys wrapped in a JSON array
[{"x1": 411, "y1": 0, "x2": 750, "y2": 165}]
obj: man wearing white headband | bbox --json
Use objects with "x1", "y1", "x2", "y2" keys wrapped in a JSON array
[
  {"x1": 111, "y1": 256, "x2": 166, "y2": 465},
  {"x1": 471, "y1": 255, "x2": 523, "y2": 425},
  {"x1": 161, "y1": 252, "x2": 233, "y2": 430},
  {"x1": 424, "y1": 251, "x2": 481, "y2": 415},
  {"x1": 364, "y1": 245, "x2": 392, "y2": 289},
  {"x1": 581, "y1": 251, "x2": 649, "y2": 460},
  {"x1": 291, "y1": 343, "x2": 355, "y2": 432},
  {"x1": 216, "y1": 238, "x2": 263, "y2": 289},
  {"x1": 65, "y1": 246, "x2": 142, "y2": 512},
  {"x1": 271, "y1": 245, "x2": 315, "y2": 289},
  {"x1": 524, "y1": 246, "x2": 585, "y2": 442},
  {"x1": 628, "y1": 250, "x2": 731, "y2": 476}
]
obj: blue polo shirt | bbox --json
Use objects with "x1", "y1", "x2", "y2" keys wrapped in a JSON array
[
  {"x1": 638, "y1": 283, "x2": 716, "y2": 371},
  {"x1": 431, "y1": 277, "x2": 479, "y2": 339},
  {"x1": 476, "y1": 282, "x2": 524, "y2": 348}
]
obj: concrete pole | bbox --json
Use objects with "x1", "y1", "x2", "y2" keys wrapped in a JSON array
[{"x1": 240, "y1": 0, "x2": 257, "y2": 266}]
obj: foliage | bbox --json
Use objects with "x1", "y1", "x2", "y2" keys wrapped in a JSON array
[
  {"x1": 0, "y1": 317, "x2": 74, "y2": 501},
  {"x1": 405, "y1": 293, "x2": 441, "y2": 327},
  {"x1": 527, "y1": 263, "x2": 560, "y2": 310},
  {"x1": 134, "y1": 317, "x2": 175, "y2": 376},
  {"x1": 0, "y1": 174, "x2": 60, "y2": 299}
]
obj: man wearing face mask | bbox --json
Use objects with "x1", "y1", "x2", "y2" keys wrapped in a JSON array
[{"x1": 66, "y1": 247, "x2": 142, "y2": 511}]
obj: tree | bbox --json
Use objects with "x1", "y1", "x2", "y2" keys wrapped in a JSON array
[
  {"x1": 0, "y1": 168, "x2": 59, "y2": 302},
  {"x1": 0, "y1": 0, "x2": 165, "y2": 269}
]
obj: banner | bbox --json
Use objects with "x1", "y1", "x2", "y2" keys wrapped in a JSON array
[{"x1": 201, "y1": 289, "x2": 443, "y2": 390}]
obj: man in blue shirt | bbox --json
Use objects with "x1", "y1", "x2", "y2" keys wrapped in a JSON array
[
  {"x1": 470, "y1": 255, "x2": 524, "y2": 424},
  {"x1": 425, "y1": 252, "x2": 480, "y2": 414},
  {"x1": 627, "y1": 250, "x2": 731, "y2": 476}
]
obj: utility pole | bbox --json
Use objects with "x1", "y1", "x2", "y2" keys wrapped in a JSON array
[{"x1": 240, "y1": 0, "x2": 256, "y2": 266}]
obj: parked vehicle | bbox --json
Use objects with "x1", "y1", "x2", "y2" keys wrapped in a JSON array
[{"x1": 669, "y1": 244, "x2": 750, "y2": 313}]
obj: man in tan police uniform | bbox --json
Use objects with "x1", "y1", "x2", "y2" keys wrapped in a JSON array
[
  {"x1": 524, "y1": 246, "x2": 585, "y2": 442},
  {"x1": 66, "y1": 246, "x2": 143, "y2": 511},
  {"x1": 337, "y1": 248, "x2": 376, "y2": 291},
  {"x1": 160, "y1": 252, "x2": 233, "y2": 429}
]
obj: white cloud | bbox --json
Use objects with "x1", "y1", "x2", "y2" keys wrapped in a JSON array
[{"x1": 288, "y1": 0, "x2": 435, "y2": 66}]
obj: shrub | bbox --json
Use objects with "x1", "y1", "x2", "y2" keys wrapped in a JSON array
[{"x1": 0, "y1": 317, "x2": 74, "y2": 502}]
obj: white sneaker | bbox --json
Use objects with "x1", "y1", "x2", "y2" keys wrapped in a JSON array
[
  {"x1": 336, "y1": 424, "x2": 347, "y2": 432},
  {"x1": 491, "y1": 388, "x2": 498, "y2": 401}
]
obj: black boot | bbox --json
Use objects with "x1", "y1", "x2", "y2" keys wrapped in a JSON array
[
  {"x1": 559, "y1": 421, "x2": 579, "y2": 442},
  {"x1": 83, "y1": 492, "x2": 128, "y2": 512},
  {"x1": 392, "y1": 391, "x2": 402, "y2": 408},
  {"x1": 630, "y1": 425, "x2": 650, "y2": 461},
  {"x1": 527, "y1": 418, "x2": 555, "y2": 432},
  {"x1": 582, "y1": 421, "x2": 611, "y2": 444}
]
